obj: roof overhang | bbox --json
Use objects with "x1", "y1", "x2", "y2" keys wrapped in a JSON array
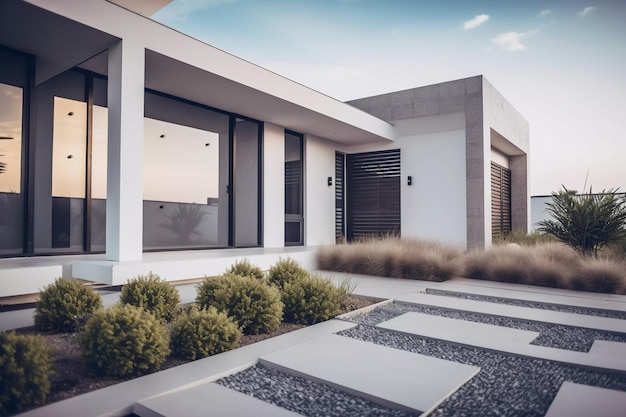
[{"x1": 2, "y1": 0, "x2": 395, "y2": 145}]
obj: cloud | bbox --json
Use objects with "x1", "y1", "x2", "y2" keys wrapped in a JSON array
[
  {"x1": 154, "y1": 0, "x2": 237, "y2": 21},
  {"x1": 464, "y1": 14, "x2": 489, "y2": 30},
  {"x1": 539, "y1": 9, "x2": 552, "y2": 17},
  {"x1": 579, "y1": 6, "x2": 596, "y2": 17},
  {"x1": 492, "y1": 31, "x2": 527, "y2": 51}
]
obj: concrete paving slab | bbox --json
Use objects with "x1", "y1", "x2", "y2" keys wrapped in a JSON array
[
  {"x1": 589, "y1": 340, "x2": 626, "y2": 358},
  {"x1": 377, "y1": 312, "x2": 540, "y2": 346},
  {"x1": 134, "y1": 383, "x2": 302, "y2": 417},
  {"x1": 431, "y1": 281, "x2": 626, "y2": 312},
  {"x1": 545, "y1": 382, "x2": 626, "y2": 417},
  {"x1": 395, "y1": 293, "x2": 626, "y2": 333},
  {"x1": 375, "y1": 311, "x2": 626, "y2": 372},
  {"x1": 259, "y1": 334, "x2": 479, "y2": 415}
]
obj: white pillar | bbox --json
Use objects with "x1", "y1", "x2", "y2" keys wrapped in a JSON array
[
  {"x1": 106, "y1": 40, "x2": 144, "y2": 261},
  {"x1": 263, "y1": 123, "x2": 285, "y2": 248}
]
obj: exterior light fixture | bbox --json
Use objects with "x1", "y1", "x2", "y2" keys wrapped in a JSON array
[
  {"x1": 407, "y1": 176, "x2": 413, "y2": 186},
  {"x1": 205, "y1": 143, "x2": 210, "y2": 146},
  {"x1": 160, "y1": 134, "x2": 166, "y2": 138},
  {"x1": 67, "y1": 111, "x2": 74, "y2": 116},
  {"x1": 67, "y1": 155, "x2": 73, "y2": 159},
  {"x1": 328, "y1": 177, "x2": 333, "y2": 186}
]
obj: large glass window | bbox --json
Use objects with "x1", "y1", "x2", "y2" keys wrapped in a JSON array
[
  {"x1": 0, "y1": 83, "x2": 24, "y2": 255},
  {"x1": 285, "y1": 131, "x2": 303, "y2": 246},
  {"x1": 233, "y1": 119, "x2": 261, "y2": 247}
]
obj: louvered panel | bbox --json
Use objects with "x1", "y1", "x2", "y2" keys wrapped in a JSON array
[
  {"x1": 491, "y1": 161, "x2": 512, "y2": 238},
  {"x1": 346, "y1": 149, "x2": 401, "y2": 241},
  {"x1": 335, "y1": 152, "x2": 345, "y2": 241}
]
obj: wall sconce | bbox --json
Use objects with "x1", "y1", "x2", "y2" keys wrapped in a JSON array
[
  {"x1": 407, "y1": 176, "x2": 412, "y2": 186},
  {"x1": 327, "y1": 177, "x2": 333, "y2": 187}
]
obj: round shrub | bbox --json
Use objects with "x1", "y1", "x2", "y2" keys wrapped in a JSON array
[
  {"x1": 281, "y1": 274, "x2": 349, "y2": 325},
  {"x1": 0, "y1": 332, "x2": 52, "y2": 415},
  {"x1": 268, "y1": 258, "x2": 309, "y2": 289},
  {"x1": 119, "y1": 272, "x2": 181, "y2": 321},
  {"x1": 227, "y1": 259, "x2": 265, "y2": 280},
  {"x1": 170, "y1": 306, "x2": 241, "y2": 360},
  {"x1": 35, "y1": 278, "x2": 103, "y2": 332},
  {"x1": 196, "y1": 273, "x2": 283, "y2": 335},
  {"x1": 79, "y1": 304, "x2": 170, "y2": 377}
]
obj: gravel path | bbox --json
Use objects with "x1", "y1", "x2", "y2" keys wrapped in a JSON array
[
  {"x1": 425, "y1": 289, "x2": 626, "y2": 320},
  {"x1": 216, "y1": 364, "x2": 420, "y2": 417},
  {"x1": 339, "y1": 325, "x2": 626, "y2": 417},
  {"x1": 376, "y1": 302, "x2": 626, "y2": 352}
]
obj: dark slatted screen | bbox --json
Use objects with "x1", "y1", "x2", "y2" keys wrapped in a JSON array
[
  {"x1": 335, "y1": 152, "x2": 345, "y2": 242},
  {"x1": 346, "y1": 149, "x2": 401, "y2": 241},
  {"x1": 491, "y1": 161, "x2": 512, "y2": 238}
]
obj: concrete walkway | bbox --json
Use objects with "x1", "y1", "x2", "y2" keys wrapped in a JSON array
[{"x1": 7, "y1": 273, "x2": 626, "y2": 417}]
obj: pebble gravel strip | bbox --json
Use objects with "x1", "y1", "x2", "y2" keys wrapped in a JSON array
[
  {"x1": 339, "y1": 325, "x2": 626, "y2": 417},
  {"x1": 376, "y1": 302, "x2": 626, "y2": 352},
  {"x1": 216, "y1": 363, "x2": 420, "y2": 417},
  {"x1": 425, "y1": 288, "x2": 626, "y2": 320}
]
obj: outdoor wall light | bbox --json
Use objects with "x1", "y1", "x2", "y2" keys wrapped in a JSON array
[
  {"x1": 67, "y1": 155, "x2": 73, "y2": 159},
  {"x1": 407, "y1": 176, "x2": 413, "y2": 186},
  {"x1": 159, "y1": 134, "x2": 166, "y2": 138},
  {"x1": 67, "y1": 111, "x2": 74, "y2": 116},
  {"x1": 328, "y1": 177, "x2": 333, "y2": 187},
  {"x1": 205, "y1": 143, "x2": 210, "y2": 146},
  {"x1": 159, "y1": 205, "x2": 164, "y2": 209}
]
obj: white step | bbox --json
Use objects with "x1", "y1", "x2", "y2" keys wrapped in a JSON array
[{"x1": 545, "y1": 382, "x2": 626, "y2": 417}]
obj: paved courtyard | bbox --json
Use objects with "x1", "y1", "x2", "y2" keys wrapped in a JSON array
[{"x1": 9, "y1": 274, "x2": 626, "y2": 417}]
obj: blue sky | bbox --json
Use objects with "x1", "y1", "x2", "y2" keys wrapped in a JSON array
[{"x1": 153, "y1": 0, "x2": 626, "y2": 195}]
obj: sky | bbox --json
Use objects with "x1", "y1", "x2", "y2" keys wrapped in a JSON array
[{"x1": 152, "y1": 0, "x2": 626, "y2": 196}]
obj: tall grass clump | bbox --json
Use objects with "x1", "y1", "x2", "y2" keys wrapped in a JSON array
[
  {"x1": 119, "y1": 272, "x2": 181, "y2": 322},
  {"x1": 317, "y1": 236, "x2": 463, "y2": 281},
  {"x1": 35, "y1": 278, "x2": 103, "y2": 333},
  {"x1": 493, "y1": 230, "x2": 557, "y2": 246},
  {"x1": 569, "y1": 258, "x2": 626, "y2": 294}
]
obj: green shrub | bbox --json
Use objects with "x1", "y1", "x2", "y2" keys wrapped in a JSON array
[
  {"x1": 268, "y1": 258, "x2": 309, "y2": 289},
  {"x1": 196, "y1": 273, "x2": 283, "y2": 335},
  {"x1": 281, "y1": 274, "x2": 351, "y2": 325},
  {"x1": 79, "y1": 304, "x2": 170, "y2": 377},
  {"x1": 35, "y1": 278, "x2": 103, "y2": 332},
  {"x1": 170, "y1": 306, "x2": 241, "y2": 360},
  {"x1": 227, "y1": 259, "x2": 265, "y2": 280},
  {"x1": 119, "y1": 272, "x2": 181, "y2": 321},
  {"x1": 0, "y1": 332, "x2": 52, "y2": 415},
  {"x1": 494, "y1": 230, "x2": 558, "y2": 246}
]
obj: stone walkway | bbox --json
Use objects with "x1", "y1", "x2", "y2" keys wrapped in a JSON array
[{"x1": 8, "y1": 274, "x2": 626, "y2": 417}]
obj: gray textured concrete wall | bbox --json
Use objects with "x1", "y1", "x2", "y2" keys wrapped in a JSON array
[{"x1": 348, "y1": 75, "x2": 529, "y2": 249}]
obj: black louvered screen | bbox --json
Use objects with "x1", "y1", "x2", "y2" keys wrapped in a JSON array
[
  {"x1": 491, "y1": 161, "x2": 512, "y2": 238},
  {"x1": 335, "y1": 152, "x2": 345, "y2": 242},
  {"x1": 346, "y1": 149, "x2": 401, "y2": 241}
]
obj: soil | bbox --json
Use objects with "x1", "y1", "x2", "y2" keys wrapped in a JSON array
[{"x1": 14, "y1": 295, "x2": 379, "y2": 411}]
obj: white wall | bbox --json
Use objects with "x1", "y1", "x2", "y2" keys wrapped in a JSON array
[
  {"x1": 263, "y1": 123, "x2": 285, "y2": 248},
  {"x1": 304, "y1": 135, "x2": 336, "y2": 246}
]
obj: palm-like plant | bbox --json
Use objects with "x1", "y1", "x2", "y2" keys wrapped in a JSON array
[{"x1": 538, "y1": 186, "x2": 626, "y2": 255}]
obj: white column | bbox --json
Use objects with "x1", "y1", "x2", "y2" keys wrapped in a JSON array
[
  {"x1": 263, "y1": 123, "x2": 285, "y2": 248},
  {"x1": 106, "y1": 40, "x2": 144, "y2": 261}
]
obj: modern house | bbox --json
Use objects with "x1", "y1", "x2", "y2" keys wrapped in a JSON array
[{"x1": 0, "y1": 0, "x2": 529, "y2": 298}]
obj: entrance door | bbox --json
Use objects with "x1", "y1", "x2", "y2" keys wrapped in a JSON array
[{"x1": 346, "y1": 149, "x2": 401, "y2": 241}]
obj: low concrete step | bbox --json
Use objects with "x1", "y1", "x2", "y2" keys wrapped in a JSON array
[
  {"x1": 589, "y1": 340, "x2": 626, "y2": 358},
  {"x1": 395, "y1": 293, "x2": 626, "y2": 333},
  {"x1": 545, "y1": 382, "x2": 626, "y2": 417},
  {"x1": 259, "y1": 334, "x2": 480, "y2": 415},
  {"x1": 134, "y1": 382, "x2": 302, "y2": 417}
]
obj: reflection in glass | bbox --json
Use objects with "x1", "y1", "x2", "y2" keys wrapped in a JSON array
[
  {"x1": 51, "y1": 97, "x2": 86, "y2": 250},
  {"x1": 91, "y1": 104, "x2": 108, "y2": 251},
  {"x1": 285, "y1": 132, "x2": 303, "y2": 246},
  {"x1": 234, "y1": 119, "x2": 260, "y2": 247},
  {"x1": 0, "y1": 83, "x2": 24, "y2": 254},
  {"x1": 143, "y1": 117, "x2": 221, "y2": 249}
]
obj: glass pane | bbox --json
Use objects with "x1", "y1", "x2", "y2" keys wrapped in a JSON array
[
  {"x1": 234, "y1": 119, "x2": 260, "y2": 247},
  {"x1": 91, "y1": 104, "x2": 108, "y2": 251},
  {"x1": 0, "y1": 83, "x2": 24, "y2": 255},
  {"x1": 285, "y1": 133, "x2": 302, "y2": 216},
  {"x1": 51, "y1": 97, "x2": 86, "y2": 250},
  {"x1": 143, "y1": 117, "x2": 222, "y2": 249}
]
